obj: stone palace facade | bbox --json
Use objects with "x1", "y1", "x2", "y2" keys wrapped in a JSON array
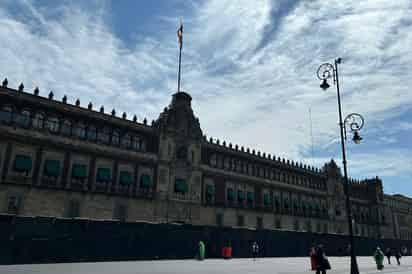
[{"x1": 0, "y1": 80, "x2": 411, "y2": 240}]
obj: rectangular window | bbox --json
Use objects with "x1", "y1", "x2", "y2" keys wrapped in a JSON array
[
  {"x1": 119, "y1": 171, "x2": 132, "y2": 186},
  {"x1": 113, "y1": 204, "x2": 128, "y2": 222},
  {"x1": 274, "y1": 197, "x2": 280, "y2": 210},
  {"x1": 206, "y1": 185, "x2": 214, "y2": 202},
  {"x1": 237, "y1": 215, "x2": 244, "y2": 227},
  {"x1": 257, "y1": 217, "x2": 263, "y2": 229},
  {"x1": 72, "y1": 164, "x2": 87, "y2": 179},
  {"x1": 7, "y1": 196, "x2": 21, "y2": 214},
  {"x1": 323, "y1": 223, "x2": 328, "y2": 234},
  {"x1": 263, "y1": 193, "x2": 271, "y2": 206},
  {"x1": 294, "y1": 220, "x2": 300, "y2": 231},
  {"x1": 293, "y1": 200, "x2": 299, "y2": 213},
  {"x1": 306, "y1": 221, "x2": 312, "y2": 232},
  {"x1": 96, "y1": 167, "x2": 111, "y2": 183},
  {"x1": 141, "y1": 174, "x2": 153, "y2": 189},
  {"x1": 237, "y1": 190, "x2": 245, "y2": 202},
  {"x1": 66, "y1": 200, "x2": 80, "y2": 218},
  {"x1": 173, "y1": 178, "x2": 187, "y2": 194},
  {"x1": 14, "y1": 155, "x2": 32, "y2": 173},
  {"x1": 44, "y1": 160, "x2": 60, "y2": 177},
  {"x1": 275, "y1": 219, "x2": 281, "y2": 229},
  {"x1": 284, "y1": 198, "x2": 290, "y2": 208},
  {"x1": 316, "y1": 222, "x2": 321, "y2": 233},
  {"x1": 335, "y1": 208, "x2": 341, "y2": 216},
  {"x1": 247, "y1": 192, "x2": 254, "y2": 207},
  {"x1": 227, "y1": 188, "x2": 234, "y2": 201},
  {"x1": 216, "y1": 213, "x2": 223, "y2": 227}
]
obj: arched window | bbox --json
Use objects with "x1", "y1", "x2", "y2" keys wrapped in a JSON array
[
  {"x1": 15, "y1": 110, "x2": 31, "y2": 128},
  {"x1": 46, "y1": 117, "x2": 60, "y2": 133},
  {"x1": 121, "y1": 133, "x2": 131, "y2": 148},
  {"x1": 87, "y1": 126, "x2": 97, "y2": 141},
  {"x1": 61, "y1": 120, "x2": 72, "y2": 136},
  {"x1": 111, "y1": 130, "x2": 120, "y2": 146},
  {"x1": 32, "y1": 113, "x2": 45, "y2": 129},
  {"x1": 0, "y1": 106, "x2": 13, "y2": 123},
  {"x1": 74, "y1": 123, "x2": 86, "y2": 139}
]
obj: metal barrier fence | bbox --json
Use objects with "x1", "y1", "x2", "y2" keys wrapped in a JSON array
[{"x1": 0, "y1": 214, "x2": 411, "y2": 264}]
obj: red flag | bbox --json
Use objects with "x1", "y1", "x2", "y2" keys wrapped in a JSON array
[{"x1": 177, "y1": 23, "x2": 183, "y2": 48}]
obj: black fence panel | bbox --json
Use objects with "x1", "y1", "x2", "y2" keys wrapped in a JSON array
[{"x1": 1, "y1": 215, "x2": 412, "y2": 265}]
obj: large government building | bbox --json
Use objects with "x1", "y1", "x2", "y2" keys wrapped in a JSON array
[{"x1": 1, "y1": 80, "x2": 411, "y2": 240}]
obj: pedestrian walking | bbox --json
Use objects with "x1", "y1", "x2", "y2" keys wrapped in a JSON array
[
  {"x1": 251, "y1": 241, "x2": 259, "y2": 261},
  {"x1": 395, "y1": 250, "x2": 402, "y2": 265},
  {"x1": 309, "y1": 246, "x2": 317, "y2": 271},
  {"x1": 385, "y1": 248, "x2": 392, "y2": 264},
  {"x1": 374, "y1": 246, "x2": 384, "y2": 270},
  {"x1": 198, "y1": 240, "x2": 205, "y2": 260},
  {"x1": 314, "y1": 245, "x2": 331, "y2": 274}
]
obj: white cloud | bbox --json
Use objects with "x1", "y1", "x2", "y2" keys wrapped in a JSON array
[{"x1": 0, "y1": 0, "x2": 411, "y2": 193}]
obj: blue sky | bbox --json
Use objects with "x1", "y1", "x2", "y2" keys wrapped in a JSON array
[{"x1": 0, "y1": 0, "x2": 411, "y2": 196}]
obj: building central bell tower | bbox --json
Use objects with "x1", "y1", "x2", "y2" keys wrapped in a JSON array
[{"x1": 153, "y1": 91, "x2": 203, "y2": 223}]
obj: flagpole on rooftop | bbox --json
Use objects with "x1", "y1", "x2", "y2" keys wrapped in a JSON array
[{"x1": 177, "y1": 21, "x2": 183, "y2": 93}]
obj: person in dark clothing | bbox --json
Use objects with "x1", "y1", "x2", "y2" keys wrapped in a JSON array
[
  {"x1": 385, "y1": 248, "x2": 392, "y2": 264},
  {"x1": 395, "y1": 250, "x2": 402, "y2": 265},
  {"x1": 251, "y1": 241, "x2": 259, "y2": 261},
  {"x1": 314, "y1": 245, "x2": 330, "y2": 274}
]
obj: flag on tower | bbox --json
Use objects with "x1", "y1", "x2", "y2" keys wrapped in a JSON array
[{"x1": 177, "y1": 23, "x2": 183, "y2": 49}]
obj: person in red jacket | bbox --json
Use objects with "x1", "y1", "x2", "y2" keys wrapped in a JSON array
[{"x1": 309, "y1": 246, "x2": 317, "y2": 271}]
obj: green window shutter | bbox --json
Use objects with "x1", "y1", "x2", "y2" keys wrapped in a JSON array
[
  {"x1": 206, "y1": 185, "x2": 215, "y2": 196},
  {"x1": 119, "y1": 171, "x2": 132, "y2": 185},
  {"x1": 263, "y1": 193, "x2": 271, "y2": 205},
  {"x1": 174, "y1": 178, "x2": 187, "y2": 193},
  {"x1": 140, "y1": 174, "x2": 152, "y2": 188},
  {"x1": 238, "y1": 190, "x2": 245, "y2": 201},
  {"x1": 44, "y1": 160, "x2": 60, "y2": 176},
  {"x1": 247, "y1": 192, "x2": 254, "y2": 202},
  {"x1": 97, "y1": 168, "x2": 111, "y2": 182},
  {"x1": 72, "y1": 164, "x2": 87, "y2": 179},
  {"x1": 14, "y1": 155, "x2": 32, "y2": 172},
  {"x1": 227, "y1": 188, "x2": 234, "y2": 201}
]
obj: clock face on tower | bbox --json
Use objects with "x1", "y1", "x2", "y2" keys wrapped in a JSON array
[{"x1": 176, "y1": 145, "x2": 188, "y2": 160}]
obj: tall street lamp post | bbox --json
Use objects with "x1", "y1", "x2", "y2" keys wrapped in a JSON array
[{"x1": 316, "y1": 58, "x2": 365, "y2": 274}]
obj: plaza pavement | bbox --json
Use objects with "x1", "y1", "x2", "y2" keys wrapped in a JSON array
[{"x1": 1, "y1": 256, "x2": 411, "y2": 274}]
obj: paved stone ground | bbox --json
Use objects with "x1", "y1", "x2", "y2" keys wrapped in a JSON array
[{"x1": 1, "y1": 256, "x2": 412, "y2": 274}]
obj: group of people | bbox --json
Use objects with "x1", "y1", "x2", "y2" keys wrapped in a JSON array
[
  {"x1": 197, "y1": 240, "x2": 406, "y2": 272},
  {"x1": 373, "y1": 247, "x2": 403, "y2": 270},
  {"x1": 196, "y1": 240, "x2": 260, "y2": 260}
]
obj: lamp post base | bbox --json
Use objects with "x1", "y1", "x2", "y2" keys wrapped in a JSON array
[{"x1": 351, "y1": 256, "x2": 360, "y2": 274}]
